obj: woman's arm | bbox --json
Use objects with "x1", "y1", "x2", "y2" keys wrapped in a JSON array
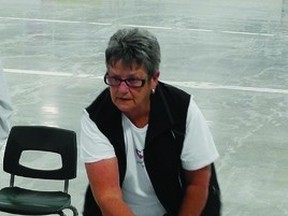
[
  {"x1": 85, "y1": 157, "x2": 135, "y2": 216},
  {"x1": 178, "y1": 165, "x2": 211, "y2": 216}
]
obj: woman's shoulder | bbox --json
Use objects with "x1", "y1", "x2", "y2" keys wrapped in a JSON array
[{"x1": 157, "y1": 81, "x2": 191, "y2": 102}]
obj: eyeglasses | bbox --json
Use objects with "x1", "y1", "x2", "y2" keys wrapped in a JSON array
[{"x1": 104, "y1": 73, "x2": 148, "y2": 88}]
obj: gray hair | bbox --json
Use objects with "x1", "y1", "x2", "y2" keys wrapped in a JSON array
[{"x1": 105, "y1": 28, "x2": 161, "y2": 77}]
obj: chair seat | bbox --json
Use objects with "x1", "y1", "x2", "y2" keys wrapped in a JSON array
[{"x1": 0, "y1": 186, "x2": 71, "y2": 215}]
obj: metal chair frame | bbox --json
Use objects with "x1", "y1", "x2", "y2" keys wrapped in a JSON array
[{"x1": 0, "y1": 125, "x2": 79, "y2": 216}]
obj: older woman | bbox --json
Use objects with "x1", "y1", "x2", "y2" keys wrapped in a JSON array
[{"x1": 80, "y1": 28, "x2": 220, "y2": 216}]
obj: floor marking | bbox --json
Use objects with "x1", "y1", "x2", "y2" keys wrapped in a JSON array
[
  {"x1": 167, "y1": 81, "x2": 288, "y2": 94},
  {"x1": 186, "y1": 28, "x2": 214, "y2": 32},
  {"x1": 120, "y1": 24, "x2": 172, "y2": 30},
  {"x1": 4, "y1": 68, "x2": 288, "y2": 95},
  {"x1": 4, "y1": 68, "x2": 98, "y2": 78},
  {"x1": 0, "y1": 16, "x2": 278, "y2": 37},
  {"x1": 221, "y1": 30, "x2": 274, "y2": 37},
  {"x1": 0, "y1": 16, "x2": 112, "y2": 26}
]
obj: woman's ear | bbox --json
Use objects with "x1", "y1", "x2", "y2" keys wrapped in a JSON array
[{"x1": 151, "y1": 71, "x2": 160, "y2": 89}]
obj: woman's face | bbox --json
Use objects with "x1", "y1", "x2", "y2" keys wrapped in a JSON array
[{"x1": 107, "y1": 60, "x2": 159, "y2": 118}]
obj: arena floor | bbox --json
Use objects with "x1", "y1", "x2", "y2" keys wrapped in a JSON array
[{"x1": 1, "y1": 0, "x2": 288, "y2": 215}]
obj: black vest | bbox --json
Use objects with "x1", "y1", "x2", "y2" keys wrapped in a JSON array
[{"x1": 83, "y1": 82, "x2": 221, "y2": 216}]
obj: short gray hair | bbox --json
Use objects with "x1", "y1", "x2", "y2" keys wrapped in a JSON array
[{"x1": 105, "y1": 28, "x2": 161, "y2": 77}]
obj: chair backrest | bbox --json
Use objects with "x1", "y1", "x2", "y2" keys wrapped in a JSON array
[{"x1": 3, "y1": 125, "x2": 77, "y2": 180}]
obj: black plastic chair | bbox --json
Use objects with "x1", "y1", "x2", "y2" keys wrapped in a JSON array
[{"x1": 0, "y1": 125, "x2": 78, "y2": 216}]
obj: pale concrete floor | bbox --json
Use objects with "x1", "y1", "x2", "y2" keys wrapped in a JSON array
[{"x1": 0, "y1": 0, "x2": 288, "y2": 215}]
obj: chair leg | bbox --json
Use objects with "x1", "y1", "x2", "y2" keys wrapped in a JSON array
[
  {"x1": 68, "y1": 205, "x2": 79, "y2": 216},
  {"x1": 58, "y1": 211, "x2": 66, "y2": 216},
  {"x1": 57, "y1": 206, "x2": 78, "y2": 216}
]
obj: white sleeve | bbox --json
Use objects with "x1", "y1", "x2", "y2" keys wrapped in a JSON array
[
  {"x1": 0, "y1": 61, "x2": 13, "y2": 149},
  {"x1": 181, "y1": 97, "x2": 219, "y2": 170},
  {"x1": 80, "y1": 109, "x2": 116, "y2": 163}
]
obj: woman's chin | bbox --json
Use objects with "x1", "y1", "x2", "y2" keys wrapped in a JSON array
[{"x1": 115, "y1": 102, "x2": 133, "y2": 113}]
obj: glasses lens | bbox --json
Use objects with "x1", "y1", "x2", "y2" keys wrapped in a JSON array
[
  {"x1": 126, "y1": 79, "x2": 143, "y2": 87},
  {"x1": 104, "y1": 75, "x2": 118, "y2": 86}
]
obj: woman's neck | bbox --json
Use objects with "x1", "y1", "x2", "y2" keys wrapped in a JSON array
[{"x1": 124, "y1": 108, "x2": 150, "y2": 128}]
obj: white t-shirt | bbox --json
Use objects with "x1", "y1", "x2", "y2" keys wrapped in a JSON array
[{"x1": 80, "y1": 97, "x2": 219, "y2": 216}]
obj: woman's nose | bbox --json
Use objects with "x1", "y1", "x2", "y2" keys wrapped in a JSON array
[{"x1": 117, "y1": 80, "x2": 130, "y2": 92}]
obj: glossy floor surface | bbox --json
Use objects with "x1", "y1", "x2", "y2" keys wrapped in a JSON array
[{"x1": 1, "y1": 0, "x2": 288, "y2": 215}]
